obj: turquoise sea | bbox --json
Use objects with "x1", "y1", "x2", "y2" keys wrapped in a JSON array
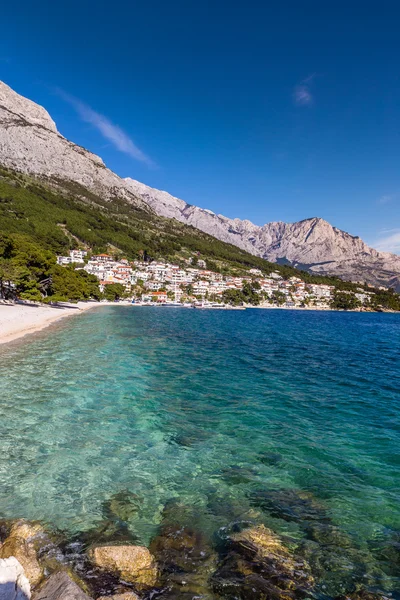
[{"x1": 0, "y1": 307, "x2": 399, "y2": 596}]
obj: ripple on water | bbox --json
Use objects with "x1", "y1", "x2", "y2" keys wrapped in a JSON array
[{"x1": 0, "y1": 307, "x2": 399, "y2": 595}]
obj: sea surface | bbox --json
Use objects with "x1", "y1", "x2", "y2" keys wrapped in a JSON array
[{"x1": 0, "y1": 307, "x2": 399, "y2": 595}]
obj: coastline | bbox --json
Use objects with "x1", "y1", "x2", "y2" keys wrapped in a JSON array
[
  {"x1": 1, "y1": 300, "x2": 394, "y2": 349},
  {"x1": 0, "y1": 300, "x2": 128, "y2": 346}
]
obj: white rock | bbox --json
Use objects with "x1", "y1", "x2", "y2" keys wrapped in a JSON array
[
  {"x1": 0, "y1": 81, "x2": 144, "y2": 207},
  {"x1": 0, "y1": 557, "x2": 31, "y2": 600}
]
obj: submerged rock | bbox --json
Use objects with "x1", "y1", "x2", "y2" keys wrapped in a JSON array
[
  {"x1": 103, "y1": 492, "x2": 142, "y2": 524},
  {"x1": 33, "y1": 571, "x2": 92, "y2": 600},
  {"x1": 304, "y1": 522, "x2": 353, "y2": 548},
  {"x1": 370, "y1": 528, "x2": 400, "y2": 571},
  {"x1": 220, "y1": 465, "x2": 257, "y2": 485},
  {"x1": 0, "y1": 521, "x2": 45, "y2": 588},
  {"x1": 249, "y1": 488, "x2": 329, "y2": 524},
  {"x1": 257, "y1": 452, "x2": 283, "y2": 466},
  {"x1": 87, "y1": 545, "x2": 157, "y2": 588},
  {"x1": 335, "y1": 588, "x2": 392, "y2": 600},
  {"x1": 71, "y1": 519, "x2": 138, "y2": 549},
  {"x1": 171, "y1": 427, "x2": 213, "y2": 448},
  {"x1": 150, "y1": 522, "x2": 217, "y2": 599},
  {"x1": 299, "y1": 530, "x2": 381, "y2": 598},
  {"x1": 0, "y1": 556, "x2": 31, "y2": 600},
  {"x1": 212, "y1": 524, "x2": 314, "y2": 599}
]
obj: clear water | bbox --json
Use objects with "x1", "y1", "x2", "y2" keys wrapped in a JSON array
[{"x1": 0, "y1": 307, "x2": 399, "y2": 594}]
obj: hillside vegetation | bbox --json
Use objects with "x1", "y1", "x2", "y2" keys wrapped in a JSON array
[{"x1": 0, "y1": 165, "x2": 399, "y2": 309}]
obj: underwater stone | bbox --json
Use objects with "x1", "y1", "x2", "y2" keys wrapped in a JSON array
[
  {"x1": 149, "y1": 521, "x2": 217, "y2": 599},
  {"x1": 212, "y1": 524, "x2": 314, "y2": 600},
  {"x1": 103, "y1": 492, "x2": 142, "y2": 524},
  {"x1": 257, "y1": 452, "x2": 283, "y2": 466},
  {"x1": 249, "y1": 488, "x2": 329, "y2": 524}
]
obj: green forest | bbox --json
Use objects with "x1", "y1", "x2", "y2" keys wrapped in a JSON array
[{"x1": 0, "y1": 165, "x2": 399, "y2": 310}]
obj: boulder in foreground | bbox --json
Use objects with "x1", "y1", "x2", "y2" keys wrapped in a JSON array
[
  {"x1": 33, "y1": 571, "x2": 92, "y2": 600},
  {"x1": 88, "y1": 545, "x2": 157, "y2": 588}
]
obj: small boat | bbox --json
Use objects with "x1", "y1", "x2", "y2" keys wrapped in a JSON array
[
  {"x1": 162, "y1": 301, "x2": 183, "y2": 307},
  {"x1": 193, "y1": 302, "x2": 226, "y2": 309}
]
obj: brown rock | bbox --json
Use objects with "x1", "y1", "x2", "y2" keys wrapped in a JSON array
[
  {"x1": 0, "y1": 522, "x2": 44, "y2": 587},
  {"x1": 88, "y1": 545, "x2": 157, "y2": 588},
  {"x1": 150, "y1": 523, "x2": 217, "y2": 598},
  {"x1": 9, "y1": 522, "x2": 44, "y2": 542},
  {"x1": 97, "y1": 594, "x2": 139, "y2": 600},
  {"x1": 213, "y1": 525, "x2": 314, "y2": 599},
  {"x1": 231, "y1": 524, "x2": 292, "y2": 559}
]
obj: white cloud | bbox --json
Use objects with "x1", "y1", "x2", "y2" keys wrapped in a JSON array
[
  {"x1": 56, "y1": 89, "x2": 154, "y2": 167},
  {"x1": 374, "y1": 229, "x2": 400, "y2": 254},
  {"x1": 293, "y1": 85, "x2": 313, "y2": 106},
  {"x1": 293, "y1": 74, "x2": 316, "y2": 107}
]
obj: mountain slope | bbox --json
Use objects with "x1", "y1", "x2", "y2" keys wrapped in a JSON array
[
  {"x1": 0, "y1": 81, "x2": 146, "y2": 208},
  {"x1": 1, "y1": 79, "x2": 399, "y2": 291},
  {"x1": 124, "y1": 178, "x2": 400, "y2": 291}
]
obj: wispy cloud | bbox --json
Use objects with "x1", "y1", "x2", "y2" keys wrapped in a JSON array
[
  {"x1": 378, "y1": 193, "x2": 396, "y2": 205},
  {"x1": 373, "y1": 228, "x2": 400, "y2": 254},
  {"x1": 293, "y1": 73, "x2": 316, "y2": 107},
  {"x1": 56, "y1": 89, "x2": 154, "y2": 167}
]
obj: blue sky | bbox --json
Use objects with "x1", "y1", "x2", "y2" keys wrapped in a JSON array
[{"x1": 1, "y1": 1, "x2": 399, "y2": 252}]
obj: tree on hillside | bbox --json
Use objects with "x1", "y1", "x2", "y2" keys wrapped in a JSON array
[
  {"x1": 222, "y1": 289, "x2": 245, "y2": 306},
  {"x1": 271, "y1": 291, "x2": 286, "y2": 306},
  {"x1": 103, "y1": 283, "x2": 126, "y2": 301},
  {"x1": 0, "y1": 259, "x2": 19, "y2": 299},
  {"x1": 330, "y1": 291, "x2": 361, "y2": 310}
]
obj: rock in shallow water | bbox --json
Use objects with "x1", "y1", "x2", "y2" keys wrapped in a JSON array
[
  {"x1": 212, "y1": 524, "x2": 314, "y2": 600},
  {"x1": 249, "y1": 488, "x2": 329, "y2": 524},
  {"x1": 0, "y1": 556, "x2": 31, "y2": 600},
  {"x1": 335, "y1": 588, "x2": 392, "y2": 600},
  {"x1": 103, "y1": 492, "x2": 142, "y2": 524},
  {"x1": 32, "y1": 572, "x2": 92, "y2": 600},
  {"x1": 257, "y1": 451, "x2": 283, "y2": 466},
  {"x1": 149, "y1": 522, "x2": 217, "y2": 599},
  {"x1": 87, "y1": 545, "x2": 157, "y2": 588}
]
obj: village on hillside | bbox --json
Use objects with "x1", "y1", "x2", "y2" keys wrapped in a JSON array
[{"x1": 56, "y1": 250, "x2": 374, "y2": 309}]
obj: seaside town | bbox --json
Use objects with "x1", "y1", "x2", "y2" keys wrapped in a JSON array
[{"x1": 56, "y1": 249, "x2": 374, "y2": 309}]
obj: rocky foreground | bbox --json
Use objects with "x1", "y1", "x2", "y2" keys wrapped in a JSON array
[{"x1": 0, "y1": 490, "x2": 395, "y2": 600}]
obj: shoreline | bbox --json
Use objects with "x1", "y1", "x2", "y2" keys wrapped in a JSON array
[
  {"x1": 0, "y1": 300, "x2": 129, "y2": 347},
  {"x1": 1, "y1": 300, "x2": 396, "y2": 348}
]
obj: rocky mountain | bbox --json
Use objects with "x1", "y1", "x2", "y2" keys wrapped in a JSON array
[
  {"x1": 0, "y1": 81, "x2": 145, "y2": 208},
  {"x1": 124, "y1": 178, "x2": 400, "y2": 290},
  {"x1": 1, "y1": 79, "x2": 400, "y2": 290}
]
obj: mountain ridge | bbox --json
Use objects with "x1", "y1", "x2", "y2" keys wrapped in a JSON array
[{"x1": 0, "y1": 79, "x2": 399, "y2": 291}]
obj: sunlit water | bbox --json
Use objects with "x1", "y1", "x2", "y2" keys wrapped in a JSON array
[{"x1": 0, "y1": 307, "x2": 399, "y2": 595}]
